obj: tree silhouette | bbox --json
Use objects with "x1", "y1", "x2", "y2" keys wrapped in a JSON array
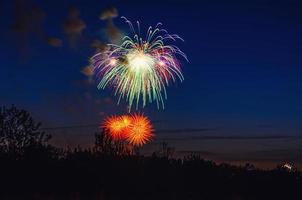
[{"x1": 0, "y1": 105, "x2": 51, "y2": 154}]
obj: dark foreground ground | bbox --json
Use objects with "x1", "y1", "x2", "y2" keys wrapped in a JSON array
[
  {"x1": 1, "y1": 106, "x2": 301, "y2": 199},
  {"x1": 0, "y1": 147, "x2": 301, "y2": 200}
]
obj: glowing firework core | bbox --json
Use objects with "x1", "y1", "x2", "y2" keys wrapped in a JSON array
[
  {"x1": 109, "y1": 59, "x2": 117, "y2": 66},
  {"x1": 127, "y1": 50, "x2": 155, "y2": 73}
]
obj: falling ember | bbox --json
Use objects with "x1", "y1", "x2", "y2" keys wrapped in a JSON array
[
  {"x1": 91, "y1": 17, "x2": 187, "y2": 110},
  {"x1": 126, "y1": 114, "x2": 153, "y2": 146}
]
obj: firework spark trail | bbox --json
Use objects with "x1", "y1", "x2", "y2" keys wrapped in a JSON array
[{"x1": 92, "y1": 17, "x2": 187, "y2": 110}]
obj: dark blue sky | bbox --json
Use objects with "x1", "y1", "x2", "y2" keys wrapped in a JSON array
[{"x1": 1, "y1": 0, "x2": 302, "y2": 167}]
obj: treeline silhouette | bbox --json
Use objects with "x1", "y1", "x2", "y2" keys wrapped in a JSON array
[{"x1": 0, "y1": 105, "x2": 301, "y2": 200}]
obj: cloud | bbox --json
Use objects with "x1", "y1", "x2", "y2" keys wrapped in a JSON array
[
  {"x1": 188, "y1": 135, "x2": 300, "y2": 140},
  {"x1": 105, "y1": 21, "x2": 123, "y2": 44},
  {"x1": 11, "y1": 0, "x2": 45, "y2": 34},
  {"x1": 80, "y1": 65, "x2": 94, "y2": 77},
  {"x1": 11, "y1": 0, "x2": 65, "y2": 59},
  {"x1": 80, "y1": 7, "x2": 123, "y2": 81},
  {"x1": 11, "y1": 0, "x2": 46, "y2": 59},
  {"x1": 81, "y1": 39, "x2": 108, "y2": 79},
  {"x1": 243, "y1": 148, "x2": 302, "y2": 162},
  {"x1": 156, "y1": 132, "x2": 302, "y2": 141},
  {"x1": 177, "y1": 150, "x2": 218, "y2": 156},
  {"x1": 46, "y1": 37, "x2": 63, "y2": 47},
  {"x1": 99, "y1": 7, "x2": 118, "y2": 20},
  {"x1": 82, "y1": 38, "x2": 111, "y2": 79},
  {"x1": 91, "y1": 39, "x2": 108, "y2": 53},
  {"x1": 80, "y1": 57, "x2": 95, "y2": 83},
  {"x1": 156, "y1": 128, "x2": 213, "y2": 134},
  {"x1": 63, "y1": 7, "x2": 86, "y2": 48},
  {"x1": 99, "y1": 7, "x2": 123, "y2": 44}
]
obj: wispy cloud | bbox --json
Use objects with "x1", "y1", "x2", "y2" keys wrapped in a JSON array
[
  {"x1": 156, "y1": 128, "x2": 213, "y2": 134},
  {"x1": 177, "y1": 150, "x2": 218, "y2": 156},
  {"x1": 63, "y1": 7, "x2": 86, "y2": 48},
  {"x1": 156, "y1": 134, "x2": 302, "y2": 141}
]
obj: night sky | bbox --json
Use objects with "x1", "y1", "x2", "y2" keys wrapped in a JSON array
[{"x1": 1, "y1": 0, "x2": 302, "y2": 168}]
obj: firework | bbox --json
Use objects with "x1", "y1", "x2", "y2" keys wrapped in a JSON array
[
  {"x1": 126, "y1": 113, "x2": 153, "y2": 146},
  {"x1": 103, "y1": 115, "x2": 131, "y2": 140},
  {"x1": 92, "y1": 17, "x2": 187, "y2": 110},
  {"x1": 102, "y1": 114, "x2": 154, "y2": 146}
]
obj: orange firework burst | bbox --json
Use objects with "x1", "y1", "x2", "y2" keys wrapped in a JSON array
[
  {"x1": 103, "y1": 115, "x2": 131, "y2": 140},
  {"x1": 126, "y1": 114, "x2": 154, "y2": 146},
  {"x1": 102, "y1": 114, "x2": 154, "y2": 146}
]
